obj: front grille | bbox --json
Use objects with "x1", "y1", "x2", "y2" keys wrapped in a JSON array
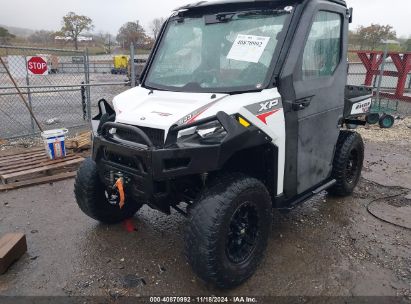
[
  {"x1": 103, "y1": 151, "x2": 146, "y2": 173},
  {"x1": 116, "y1": 126, "x2": 165, "y2": 148}
]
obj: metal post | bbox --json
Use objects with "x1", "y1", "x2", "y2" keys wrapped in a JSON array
[
  {"x1": 24, "y1": 56, "x2": 36, "y2": 134},
  {"x1": 130, "y1": 43, "x2": 136, "y2": 87},
  {"x1": 375, "y1": 45, "x2": 388, "y2": 109},
  {"x1": 373, "y1": 72, "x2": 378, "y2": 88},
  {"x1": 83, "y1": 49, "x2": 92, "y2": 121},
  {"x1": 80, "y1": 82, "x2": 87, "y2": 121}
]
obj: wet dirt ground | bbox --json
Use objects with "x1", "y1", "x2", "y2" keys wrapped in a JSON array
[{"x1": 0, "y1": 121, "x2": 410, "y2": 299}]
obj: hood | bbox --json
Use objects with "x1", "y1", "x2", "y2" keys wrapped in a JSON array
[{"x1": 113, "y1": 86, "x2": 228, "y2": 130}]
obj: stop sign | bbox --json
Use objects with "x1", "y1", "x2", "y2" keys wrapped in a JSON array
[{"x1": 27, "y1": 56, "x2": 48, "y2": 75}]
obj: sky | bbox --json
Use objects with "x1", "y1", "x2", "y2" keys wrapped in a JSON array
[{"x1": 0, "y1": 0, "x2": 410, "y2": 38}]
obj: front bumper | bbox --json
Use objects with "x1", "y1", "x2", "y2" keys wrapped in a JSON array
[{"x1": 92, "y1": 110, "x2": 271, "y2": 212}]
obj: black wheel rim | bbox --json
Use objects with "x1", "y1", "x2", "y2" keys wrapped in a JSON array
[
  {"x1": 226, "y1": 202, "x2": 259, "y2": 264},
  {"x1": 346, "y1": 149, "x2": 360, "y2": 184}
]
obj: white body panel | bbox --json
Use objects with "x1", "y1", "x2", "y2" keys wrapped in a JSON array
[{"x1": 113, "y1": 86, "x2": 286, "y2": 195}]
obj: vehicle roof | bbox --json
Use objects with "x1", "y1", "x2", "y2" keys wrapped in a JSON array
[{"x1": 176, "y1": 0, "x2": 346, "y2": 11}]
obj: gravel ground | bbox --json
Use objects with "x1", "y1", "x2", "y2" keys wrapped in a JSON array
[{"x1": 0, "y1": 122, "x2": 410, "y2": 299}]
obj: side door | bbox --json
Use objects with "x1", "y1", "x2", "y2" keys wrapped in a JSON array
[{"x1": 279, "y1": 0, "x2": 349, "y2": 197}]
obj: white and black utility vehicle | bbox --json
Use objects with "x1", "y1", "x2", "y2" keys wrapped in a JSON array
[{"x1": 75, "y1": 0, "x2": 373, "y2": 288}]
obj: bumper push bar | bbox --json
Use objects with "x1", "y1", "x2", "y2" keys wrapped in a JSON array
[
  {"x1": 92, "y1": 111, "x2": 272, "y2": 213},
  {"x1": 101, "y1": 122, "x2": 155, "y2": 148}
]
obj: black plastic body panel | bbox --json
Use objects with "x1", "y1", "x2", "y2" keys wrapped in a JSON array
[
  {"x1": 175, "y1": 0, "x2": 346, "y2": 11},
  {"x1": 278, "y1": 0, "x2": 349, "y2": 198}
]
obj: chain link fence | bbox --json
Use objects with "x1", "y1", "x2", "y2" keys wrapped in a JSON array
[
  {"x1": 348, "y1": 50, "x2": 411, "y2": 115},
  {"x1": 0, "y1": 46, "x2": 89, "y2": 139},
  {"x1": 0, "y1": 44, "x2": 146, "y2": 140},
  {"x1": 1, "y1": 45, "x2": 410, "y2": 140}
]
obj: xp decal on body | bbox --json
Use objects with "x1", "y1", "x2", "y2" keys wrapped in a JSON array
[
  {"x1": 245, "y1": 98, "x2": 282, "y2": 124},
  {"x1": 75, "y1": 0, "x2": 371, "y2": 289}
]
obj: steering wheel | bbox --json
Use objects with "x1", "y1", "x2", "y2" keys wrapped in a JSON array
[
  {"x1": 238, "y1": 62, "x2": 267, "y2": 84},
  {"x1": 193, "y1": 68, "x2": 219, "y2": 84}
]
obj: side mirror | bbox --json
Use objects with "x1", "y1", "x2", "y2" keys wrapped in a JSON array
[{"x1": 348, "y1": 8, "x2": 353, "y2": 24}]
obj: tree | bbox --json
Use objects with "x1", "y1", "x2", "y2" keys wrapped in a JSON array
[
  {"x1": 354, "y1": 24, "x2": 397, "y2": 50},
  {"x1": 0, "y1": 27, "x2": 15, "y2": 44},
  {"x1": 59, "y1": 12, "x2": 93, "y2": 50},
  {"x1": 116, "y1": 21, "x2": 147, "y2": 49},
  {"x1": 95, "y1": 31, "x2": 115, "y2": 53},
  {"x1": 28, "y1": 30, "x2": 54, "y2": 45},
  {"x1": 149, "y1": 18, "x2": 166, "y2": 40},
  {"x1": 406, "y1": 39, "x2": 411, "y2": 52},
  {"x1": 103, "y1": 33, "x2": 115, "y2": 53}
]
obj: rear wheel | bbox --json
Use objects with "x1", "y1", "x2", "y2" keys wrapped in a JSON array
[
  {"x1": 184, "y1": 173, "x2": 272, "y2": 289},
  {"x1": 366, "y1": 113, "x2": 380, "y2": 125},
  {"x1": 379, "y1": 114, "x2": 395, "y2": 129},
  {"x1": 74, "y1": 157, "x2": 142, "y2": 224},
  {"x1": 328, "y1": 131, "x2": 364, "y2": 197}
]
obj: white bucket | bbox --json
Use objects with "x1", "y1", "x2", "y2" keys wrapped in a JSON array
[{"x1": 41, "y1": 128, "x2": 69, "y2": 160}]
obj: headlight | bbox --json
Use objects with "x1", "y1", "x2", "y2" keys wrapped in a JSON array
[
  {"x1": 177, "y1": 120, "x2": 227, "y2": 144},
  {"x1": 196, "y1": 121, "x2": 227, "y2": 144},
  {"x1": 196, "y1": 121, "x2": 224, "y2": 138}
]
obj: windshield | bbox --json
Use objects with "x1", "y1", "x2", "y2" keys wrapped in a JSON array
[{"x1": 144, "y1": 9, "x2": 291, "y2": 93}]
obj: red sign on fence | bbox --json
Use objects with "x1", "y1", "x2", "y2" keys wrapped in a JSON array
[{"x1": 27, "y1": 56, "x2": 48, "y2": 75}]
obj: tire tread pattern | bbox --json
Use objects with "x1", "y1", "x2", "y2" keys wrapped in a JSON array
[
  {"x1": 329, "y1": 131, "x2": 364, "y2": 197},
  {"x1": 184, "y1": 173, "x2": 272, "y2": 289},
  {"x1": 74, "y1": 157, "x2": 142, "y2": 224}
]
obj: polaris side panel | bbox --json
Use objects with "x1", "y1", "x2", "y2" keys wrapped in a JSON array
[{"x1": 279, "y1": 0, "x2": 349, "y2": 197}]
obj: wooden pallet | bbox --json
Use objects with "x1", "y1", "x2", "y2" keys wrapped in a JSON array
[
  {"x1": 65, "y1": 131, "x2": 92, "y2": 150},
  {"x1": 0, "y1": 148, "x2": 84, "y2": 191}
]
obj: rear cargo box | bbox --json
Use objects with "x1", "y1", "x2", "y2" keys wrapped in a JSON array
[{"x1": 344, "y1": 85, "x2": 373, "y2": 118}]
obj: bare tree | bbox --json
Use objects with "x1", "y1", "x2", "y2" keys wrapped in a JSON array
[
  {"x1": 149, "y1": 18, "x2": 166, "y2": 40},
  {"x1": 102, "y1": 32, "x2": 115, "y2": 53},
  {"x1": 59, "y1": 12, "x2": 94, "y2": 50}
]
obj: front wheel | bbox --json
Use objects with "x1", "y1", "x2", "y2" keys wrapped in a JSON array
[
  {"x1": 184, "y1": 173, "x2": 272, "y2": 289},
  {"x1": 74, "y1": 157, "x2": 143, "y2": 224},
  {"x1": 328, "y1": 131, "x2": 364, "y2": 197}
]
